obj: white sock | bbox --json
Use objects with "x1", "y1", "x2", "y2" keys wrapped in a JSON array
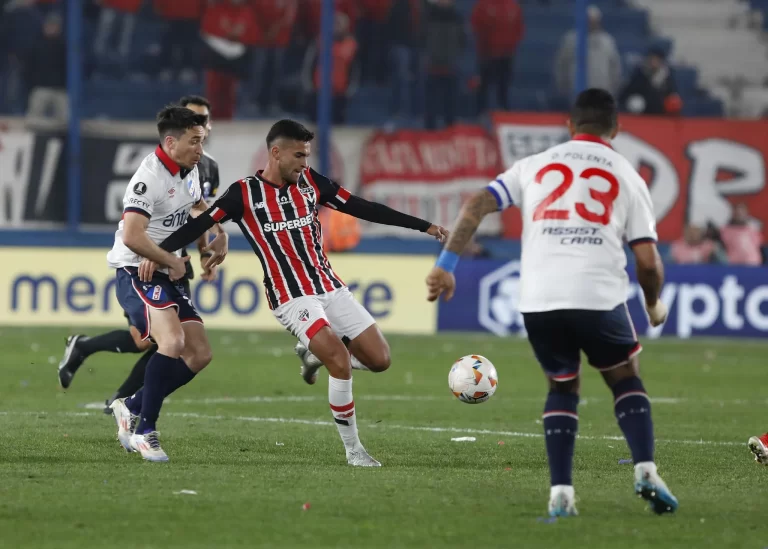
[
  {"x1": 328, "y1": 375, "x2": 361, "y2": 452},
  {"x1": 634, "y1": 461, "x2": 657, "y2": 478},
  {"x1": 350, "y1": 355, "x2": 370, "y2": 372}
]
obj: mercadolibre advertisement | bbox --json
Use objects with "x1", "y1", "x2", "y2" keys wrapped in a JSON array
[
  {"x1": 0, "y1": 248, "x2": 436, "y2": 334},
  {"x1": 438, "y1": 259, "x2": 768, "y2": 339}
]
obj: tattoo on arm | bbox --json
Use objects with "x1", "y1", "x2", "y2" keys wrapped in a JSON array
[{"x1": 444, "y1": 190, "x2": 499, "y2": 255}]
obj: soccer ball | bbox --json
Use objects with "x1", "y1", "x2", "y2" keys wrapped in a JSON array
[{"x1": 448, "y1": 355, "x2": 498, "y2": 404}]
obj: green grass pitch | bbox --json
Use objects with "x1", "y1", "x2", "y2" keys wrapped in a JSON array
[{"x1": 1, "y1": 327, "x2": 766, "y2": 548}]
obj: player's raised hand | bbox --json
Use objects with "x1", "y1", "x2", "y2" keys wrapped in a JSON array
[
  {"x1": 645, "y1": 300, "x2": 668, "y2": 327},
  {"x1": 426, "y1": 266, "x2": 456, "y2": 302},
  {"x1": 202, "y1": 232, "x2": 229, "y2": 270},
  {"x1": 168, "y1": 255, "x2": 190, "y2": 281},
  {"x1": 138, "y1": 259, "x2": 159, "y2": 282},
  {"x1": 427, "y1": 224, "x2": 450, "y2": 244}
]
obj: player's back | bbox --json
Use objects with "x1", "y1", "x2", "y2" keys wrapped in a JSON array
[
  {"x1": 107, "y1": 146, "x2": 201, "y2": 270},
  {"x1": 490, "y1": 135, "x2": 656, "y2": 313}
]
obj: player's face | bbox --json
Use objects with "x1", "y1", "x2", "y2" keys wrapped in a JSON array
[
  {"x1": 170, "y1": 126, "x2": 205, "y2": 169},
  {"x1": 276, "y1": 140, "x2": 310, "y2": 184},
  {"x1": 185, "y1": 103, "x2": 212, "y2": 141}
]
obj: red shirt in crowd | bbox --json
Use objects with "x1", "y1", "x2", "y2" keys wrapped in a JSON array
[
  {"x1": 154, "y1": 0, "x2": 205, "y2": 20},
  {"x1": 100, "y1": 0, "x2": 143, "y2": 13},
  {"x1": 720, "y1": 224, "x2": 763, "y2": 266},
  {"x1": 251, "y1": 0, "x2": 298, "y2": 47},
  {"x1": 202, "y1": 0, "x2": 260, "y2": 46},
  {"x1": 360, "y1": 0, "x2": 392, "y2": 23},
  {"x1": 303, "y1": 0, "x2": 358, "y2": 39},
  {"x1": 471, "y1": 0, "x2": 524, "y2": 59}
]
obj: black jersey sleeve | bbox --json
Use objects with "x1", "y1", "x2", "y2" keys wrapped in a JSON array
[
  {"x1": 160, "y1": 181, "x2": 245, "y2": 252},
  {"x1": 303, "y1": 168, "x2": 431, "y2": 232}
]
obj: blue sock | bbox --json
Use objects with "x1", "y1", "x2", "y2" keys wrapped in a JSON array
[
  {"x1": 125, "y1": 389, "x2": 143, "y2": 415},
  {"x1": 135, "y1": 352, "x2": 175, "y2": 434},
  {"x1": 612, "y1": 377, "x2": 654, "y2": 463},
  {"x1": 122, "y1": 359, "x2": 195, "y2": 417},
  {"x1": 164, "y1": 358, "x2": 196, "y2": 396},
  {"x1": 543, "y1": 391, "x2": 579, "y2": 486}
]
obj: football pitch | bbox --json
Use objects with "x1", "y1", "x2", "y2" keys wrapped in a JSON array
[{"x1": 1, "y1": 327, "x2": 766, "y2": 549}]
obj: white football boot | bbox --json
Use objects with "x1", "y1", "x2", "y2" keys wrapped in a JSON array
[
  {"x1": 548, "y1": 485, "x2": 578, "y2": 517},
  {"x1": 130, "y1": 431, "x2": 169, "y2": 462},
  {"x1": 634, "y1": 462, "x2": 678, "y2": 514},
  {"x1": 295, "y1": 341, "x2": 324, "y2": 385},
  {"x1": 109, "y1": 398, "x2": 138, "y2": 453},
  {"x1": 346, "y1": 447, "x2": 381, "y2": 467}
]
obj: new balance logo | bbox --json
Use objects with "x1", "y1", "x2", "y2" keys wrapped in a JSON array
[{"x1": 254, "y1": 202, "x2": 266, "y2": 209}]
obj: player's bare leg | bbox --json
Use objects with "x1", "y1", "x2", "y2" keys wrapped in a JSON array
[
  {"x1": 747, "y1": 433, "x2": 768, "y2": 465},
  {"x1": 296, "y1": 324, "x2": 390, "y2": 384},
  {"x1": 544, "y1": 376, "x2": 580, "y2": 517},
  {"x1": 308, "y1": 326, "x2": 380, "y2": 467},
  {"x1": 601, "y1": 358, "x2": 678, "y2": 514}
]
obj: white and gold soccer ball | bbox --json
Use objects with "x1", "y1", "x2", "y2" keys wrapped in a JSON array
[{"x1": 448, "y1": 355, "x2": 498, "y2": 404}]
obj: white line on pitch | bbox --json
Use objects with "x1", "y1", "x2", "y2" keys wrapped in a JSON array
[
  {"x1": 4, "y1": 410, "x2": 743, "y2": 447},
  {"x1": 80, "y1": 394, "x2": 766, "y2": 410}
]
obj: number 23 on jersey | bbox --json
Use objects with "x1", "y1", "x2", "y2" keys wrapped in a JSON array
[{"x1": 533, "y1": 163, "x2": 619, "y2": 226}]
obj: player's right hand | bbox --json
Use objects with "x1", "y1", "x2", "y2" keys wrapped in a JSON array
[
  {"x1": 645, "y1": 300, "x2": 668, "y2": 327},
  {"x1": 426, "y1": 266, "x2": 456, "y2": 302},
  {"x1": 138, "y1": 259, "x2": 158, "y2": 282},
  {"x1": 168, "y1": 256, "x2": 190, "y2": 282}
]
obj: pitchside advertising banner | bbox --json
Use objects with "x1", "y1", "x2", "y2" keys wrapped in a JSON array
[
  {"x1": 438, "y1": 259, "x2": 768, "y2": 339},
  {"x1": 0, "y1": 249, "x2": 437, "y2": 335}
]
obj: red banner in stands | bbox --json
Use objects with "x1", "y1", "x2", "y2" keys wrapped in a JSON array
[
  {"x1": 493, "y1": 113, "x2": 768, "y2": 241},
  {"x1": 359, "y1": 125, "x2": 503, "y2": 237}
]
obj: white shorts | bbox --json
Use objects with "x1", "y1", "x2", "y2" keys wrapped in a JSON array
[{"x1": 273, "y1": 287, "x2": 376, "y2": 347}]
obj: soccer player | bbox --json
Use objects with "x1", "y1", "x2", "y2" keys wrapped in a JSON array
[
  {"x1": 748, "y1": 432, "x2": 768, "y2": 464},
  {"x1": 151, "y1": 119, "x2": 448, "y2": 467},
  {"x1": 57, "y1": 95, "x2": 221, "y2": 413},
  {"x1": 426, "y1": 89, "x2": 678, "y2": 516},
  {"x1": 106, "y1": 105, "x2": 229, "y2": 462}
]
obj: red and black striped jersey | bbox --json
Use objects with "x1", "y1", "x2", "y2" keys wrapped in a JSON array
[{"x1": 208, "y1": 168, "x2": 351, "y2": 309}]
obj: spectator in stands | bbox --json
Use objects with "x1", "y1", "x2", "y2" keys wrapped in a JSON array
[
  {"x1": 200, "y1": 0, "x2": 259, "y2": 120},
  {"x1": 471, "y1": 0, "x2": 524, "y2": 115},
  {"x1": 720, "y1": 203, "x2": 763, "y2": 266},
  {"x1": 302, "y1": 0, "x2": 358, "y2": 42},
  {"x1": 24, "y1": 12, "x2": 67, "y2": 125},
  {"x1": 423, "y1": 0, "x2": 466, "y2": 130},
  {"x1": 554, "y1": 5, "x2": 621, "y2": 98},
  {"x1": 670, "y1": 224, "x2": 726, "y2": 264},
  {"x1": 388, "y1": 0, "x2": 422, "y2": 121},
  {"x1": 250, "y1": 0, "x2": 297, "y2": 115},
  {"x1": 302, "y1": 11, "x2": 358, "y2": 124},
  {"x1": 93, "y1": 0, "x2": 142, "y2": 60},
  {"x1": 154, "y1": 0, "x2": 205, "y2": 83},
  {"x1": 359, "y1": 0, "x2": 391, "y2": 85},
  {"x1": 619, "y1": 46, "x2": 683, "y2": 116}
]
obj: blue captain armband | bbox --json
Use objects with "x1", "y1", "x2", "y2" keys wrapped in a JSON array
[{"x1": 436, "y1": 250, "x2": 460, "y2": 273}]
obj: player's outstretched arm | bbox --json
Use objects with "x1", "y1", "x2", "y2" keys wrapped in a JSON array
[
  {"x1": 632, "y1": 242, "x2": 667, "y2": 327},
  {"x1": 160, "y1": 211, "x2": 217, "y2": 254},
  {"x1": 334, "y1": 194, "x2": 448, "y2": 242},
  {"x1": 425, "y1": 189, "x2": 498, "y2": 302},
  {"x1": 122, "y1": 212, "x2": 189, "y2": 278}
]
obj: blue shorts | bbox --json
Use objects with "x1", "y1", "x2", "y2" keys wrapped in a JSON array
[
  {"x1": 115, "y1": 267, "x2": 202, "y2": 341},
  {"x1": 522, "y1": 303, "x2": 641, "y2": 382}
]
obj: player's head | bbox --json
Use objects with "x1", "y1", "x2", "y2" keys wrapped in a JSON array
[
  {"x1": 179, "y1": 95, "x2": 212, "y2": 141},
  {"x1": 156, "y1": 105, "x2": 207, "y2": 169},
  {"x1": 567, "y1": 88, "x2": 618, "y2": 139},
  {"x1": 265, "y1": 119, "x2": 315, "y2": 184}
]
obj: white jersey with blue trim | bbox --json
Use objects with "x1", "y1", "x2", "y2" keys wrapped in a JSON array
[
  {"x1": 107, "y1": 146, "x2": 202, "y2": 272},
  {"x1": 486, "y1": 134, "x2": 657, "y2": 313}
]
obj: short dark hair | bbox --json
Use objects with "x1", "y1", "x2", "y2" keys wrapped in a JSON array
[
  {"x1": 178, "y1": 95, "x2": 211, "y2": 111},
  {"x1": 156, "y1": 105, "x2": 208, "y2": 140},
  {"x1": 266, "y1": 119, "x2": 315, "y2": 147},
  {"x1": 570, "y1": 88, "x2": 617, "y2": 136}
]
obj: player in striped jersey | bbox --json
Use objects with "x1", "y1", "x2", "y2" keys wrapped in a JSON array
[{"x1": 152, "y1": 119, "x2": 448, "y2": 466}]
